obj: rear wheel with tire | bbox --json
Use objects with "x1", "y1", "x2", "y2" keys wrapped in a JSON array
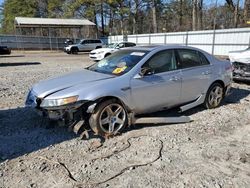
[
  {"x1": 71, "y1": 47, "x2": 78, "y2": 54},
  {"x1": 89, "y1": 99, "x2": 127, "y2": 137},
  {"x1": 204, "y1": 83, "x2": 224, "y2": 109}
]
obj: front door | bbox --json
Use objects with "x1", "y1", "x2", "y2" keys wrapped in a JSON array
[{"x1": 130, "y1": 50, "x2": 182, "y2": 114}]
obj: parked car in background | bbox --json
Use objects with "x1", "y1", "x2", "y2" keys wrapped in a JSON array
[
  {"x1": 64, "y1": 39, "x2": 103, "y2": 54},
  {"x1": 89, "y1": 42, "x2": 136, "y2": 61},
  {"x1": 228, "y1": 47, "x2": 250, "y2": 81},
  {"x1": 64, "y1": 39, "x2": 74, "y2": 46},
  {"x1": 0, "y1": 46, "x2": 11, "y2": 55},
  {"x1": 26, "y1": 45, "x2": 232, "y2": 137}
]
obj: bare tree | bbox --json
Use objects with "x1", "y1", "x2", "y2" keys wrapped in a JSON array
[
  {"x1": 197, "y1": 0, "x2": 203, "y2": 30},
  {"x1": 192, "y1": 0, "x2": 197, "y2": 30},
  {"x1": 244, "y1": 0, "x2": 250, "y2": 23},
  {"x1": 152, "y1": 0, "x2": 157, "y2": 33},
  {"x1": 226, "y1": 0, "x2": 240, "y2": 27}
]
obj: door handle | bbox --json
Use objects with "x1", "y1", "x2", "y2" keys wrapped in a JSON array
[
  {"x1": 169, "y1": 76, "x2": 181, "y2": 81},
  {"x1": 202, "y1": 71, "x2": 211, "y2": 75}
]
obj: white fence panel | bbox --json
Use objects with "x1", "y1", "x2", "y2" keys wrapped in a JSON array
[
  {"x1": 166, "y1": 33, "x2": 186, "y2": 45},
  {"x1": 127, "y1": 35, "x2": 137, "y2": 43},
  {"x1": 108, "y1": 28, "x2": 250, "y2": 55},
  {"x1": 137, "y1": 35, "x2": 150, "y2": 44},
  {"x1": 150, "y1": 34, "x2": 165, "y2": 44}
]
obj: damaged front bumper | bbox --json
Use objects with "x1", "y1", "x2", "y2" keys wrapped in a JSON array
[
  {"x1": 233, "y1": 62, "x2": 250, "y2": 81},
  {"x1": 25, "y1": 90, "x2": 91, "y2": 122}
]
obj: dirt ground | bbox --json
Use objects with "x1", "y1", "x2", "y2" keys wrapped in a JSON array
[{"x1": 0, "y1": 51, "x2": 250, "y2": 188}]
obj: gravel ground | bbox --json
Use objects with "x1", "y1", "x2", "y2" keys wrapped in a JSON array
[{"x1": 0, "y1": 51, "x2": 250, "y2": 188}]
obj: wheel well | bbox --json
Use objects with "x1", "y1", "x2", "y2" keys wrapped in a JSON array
[
  {"x1": 211, "y1": 80, "x2": 225, "y2": 88},
  {"x1": 94, "y1": 96, "x2": 130, "y2": 112},
  {"x1": 105, "y1": 53, "x2": 111, "y2": 57},
  {"x1": 209, "y1": 80, "x2": 226, "y2": 95},
  {"x1": 71, "y1": 47, "x2": 78, "y2": 51}
]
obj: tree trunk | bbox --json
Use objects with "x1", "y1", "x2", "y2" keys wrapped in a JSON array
[
  {"x1": 109, "y1": 8, "x2": 113, "y2": 35},
  {"x1": 179, "y1": 0, "x2": 183, "y2": 31},
  {"x1": 101, "y1": 0, "x2": 105, "y2": 36},
  {"x1": 94, "y1": 8, "x2": 99, "y2": 37},
  {"x1": 192, "y1": 0, "x2": 197, "y2": 31},
  {"x1": 234, "y1": 0, "x2": 240, "y2": 28},
  {"x1": 197, "y1": 0, "x2": 203, "y2": 30},
  {"x1": 133, "y1": 16, "x2": 137, "y2": 34},
  {"x1": 244, "y1": 0, "x2": 250, "y2": 23},
  {"x1": 152, "y1": 0, "x2": 157, "y2": 33}
]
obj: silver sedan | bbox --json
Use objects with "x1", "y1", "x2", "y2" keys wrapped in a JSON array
[{"x1": 26, "y1": 45, "x2": 232, "y2": 137}]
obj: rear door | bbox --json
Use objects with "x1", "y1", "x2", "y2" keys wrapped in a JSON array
[
  {"x1": 79, "y1": 40, "x2": 88, "y2": 51},
  {"x1": 130, "y1": 50, "x2": 182, "y2": 113},
  {"x1": 176, "y1": 49, "x2": 212, "y2": 103}
]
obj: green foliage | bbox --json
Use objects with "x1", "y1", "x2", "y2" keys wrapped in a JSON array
[
  {"x1": 48, "y1": 0, "x2": 64, "y2": 17},
  {"x1": 2, "y1": 0, "x2": 37, "y2": 33}
]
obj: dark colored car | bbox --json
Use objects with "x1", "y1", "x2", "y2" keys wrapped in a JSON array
[{"x1": 0, "y1": 46, "x2": 11, "y2": 55}]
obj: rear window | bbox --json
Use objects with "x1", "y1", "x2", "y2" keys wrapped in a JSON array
[
  {"x1": 177, "y1": 49, "x2": 209, "y2": 68},
  {"x1": 125, "y1": 43, "x2": 136, "y2": 47},
  {"x1": 93, "y1": 40, "x2": 102, "y2": 43}
]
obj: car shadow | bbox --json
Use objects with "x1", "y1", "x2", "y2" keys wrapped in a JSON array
[
  {"x1": 0, "y1": 55, "x2": 25, "y2": 58},
  {"x1": 233, "y1": 80, "x2": 250, "y2": 85},
  {"x1": 0, "y1": 62, "x2": 41, "y2": 67},
  {"x1": 223, "y1": 87, "x2": 250, "y2": 104},
  {"x1": 0, "y1": 107, "x2": 76, "y2": 162}
]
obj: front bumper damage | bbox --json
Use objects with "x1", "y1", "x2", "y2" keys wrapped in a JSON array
[
  {"x1": 25, "y1": 91, "x2": 91, "y2": 125},
  {"x1": 233, "y1": 62, "x2": 250, "y2": 81}
]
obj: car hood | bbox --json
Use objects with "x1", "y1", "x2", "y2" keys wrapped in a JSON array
[
  {"x1": 91, "y1": 48, "x2": 114, "y2": 53},
  {"x1": 232, "y1": 58, "x2": 250, "y2": 64},
  {"x1": 229, "y1": 50, "x2": 246, "y2": 54},
  {"x1": 32, "y1": 69, "x2": 114, "y2": 98}
]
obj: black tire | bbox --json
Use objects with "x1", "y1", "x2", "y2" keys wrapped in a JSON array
[
  {"x1": 204, "y1": 83, "x2": 224, "y2": 109},
  {"x1": 96, "y1": 46, "x2": 102, "y2": 49},
  {"x1": 89, "y1": 99, "x2": 128, "y2": 137},
  {"x1": 71, "y1": 47, "x2": 78, "y2": 54}
]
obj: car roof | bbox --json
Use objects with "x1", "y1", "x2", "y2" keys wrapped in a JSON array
[{"x1": 126, "y1": 45, "x2": 207, "y2": 53}]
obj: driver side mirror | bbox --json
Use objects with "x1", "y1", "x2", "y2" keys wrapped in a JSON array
[{"x1": 139, "y1": 67, "x2": 154, "y2": 77}]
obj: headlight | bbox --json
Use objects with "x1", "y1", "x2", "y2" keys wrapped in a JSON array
[{"x1": 40, "y1": 96, "x2": 78, "y2": 107}]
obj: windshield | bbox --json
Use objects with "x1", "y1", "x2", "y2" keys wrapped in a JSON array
[
  {"x1": 107, "y1": 43, "x2": 117, "y2": 48},
  {"x1": 78, "y1": 39, "x2": 84, "y2": 44},
  {"x1": 87, "y1": 49, "x2": 148, "y2": 75}
]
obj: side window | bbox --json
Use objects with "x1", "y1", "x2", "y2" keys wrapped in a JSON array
[
  {"x1": 125, "y1": 43, "x2": 135, "y2": 47},
  {"x1": 199, "y1": 52, "x2": 210, "y2": 65},
  {"x1": 142, "y1": 50, "x2": 177, "y2": 74},
  {"x1": 81, "y1": 40, "x2": 86, "y2": 44},
  {"x1": 118, "y1": 43, "x2": 125, "y2": 48},
  {"x1": 177, "y1": 49, "x2": 201, "y2": 68}
]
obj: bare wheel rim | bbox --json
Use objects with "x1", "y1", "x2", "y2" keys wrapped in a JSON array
[
  {"x1": 99, "y1": 103, "x2": 126, "y2": 134},
  {"x1": 208, "y1": 86, "x2": 223, "y2": 107}
]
